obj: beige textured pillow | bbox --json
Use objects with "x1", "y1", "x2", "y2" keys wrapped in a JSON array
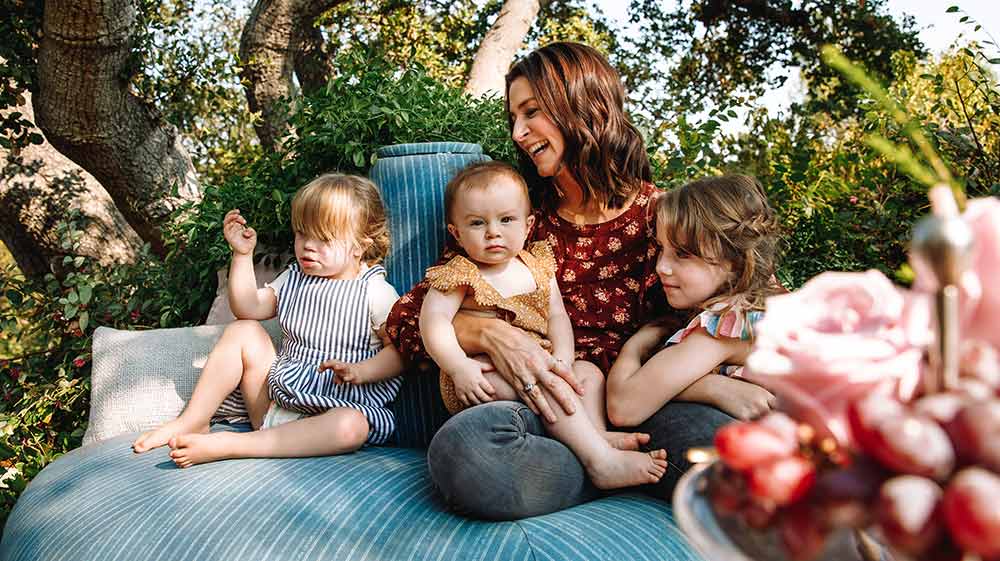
[{"x1": 84, "y1": 321, "x2": 281, "y2": 445}]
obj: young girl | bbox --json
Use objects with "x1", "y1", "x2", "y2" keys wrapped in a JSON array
[
  {"x1": 132, "y1": 173, "x2": 404, "y2": 467},
  {"x1": 419, "y1": 161, "x2": 667, "y2": 490},
  {"x1": 607, "y1": 174, "x2": 782, "y2": 427}
]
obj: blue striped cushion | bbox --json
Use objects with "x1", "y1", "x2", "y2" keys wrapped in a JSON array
[
  {"x1": 370, "y1": 142, "x2": 491, "y2": 448},
  {"x1": 1, "y1": 429, "x2": 703, "y2": 561}
]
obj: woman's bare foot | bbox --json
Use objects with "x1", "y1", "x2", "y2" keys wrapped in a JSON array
[
  {"x1": 132, "y1": 419, "x2": 209, "y2": 453},
  {"x1": 603, "y1": 431, "x2": 650, "y2": 451},
  {"x1": 168, "y1": 433, "x2": 239, "y2": 468},
  {"x1": 585, "y1": 448, "x2": 668, "y2": 490}
]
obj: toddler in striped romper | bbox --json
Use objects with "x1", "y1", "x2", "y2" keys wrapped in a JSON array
[{"x1": 132, "y1": 173, "x2": 404, "y2": 467}]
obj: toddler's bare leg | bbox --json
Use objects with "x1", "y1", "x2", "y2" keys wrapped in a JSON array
[
  {"x1": 540, "y1": 372, "x2": 667, "y2": 490},
  {"x1": 132, "y1": 320, "x2": 276, "y2": 452},
  {"x1": 573, "y1": 361, "x2": 651, "y2": 452},
  {"x1": 168, "y1": 407, "x2": 368, "y2": 467}
]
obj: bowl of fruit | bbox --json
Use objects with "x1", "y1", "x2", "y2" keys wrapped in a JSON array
[{"x1": 673, "y1": 190, "x2": 1000, "y2": 561}]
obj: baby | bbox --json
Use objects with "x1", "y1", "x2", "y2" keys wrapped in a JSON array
[{"x1": 419, "y1": 161, "x2": 667, "y2": 489}]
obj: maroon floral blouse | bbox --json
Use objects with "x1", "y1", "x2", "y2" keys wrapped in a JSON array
[{"x1": 385, "y1": 182, "x2": 671, "y2": 374}]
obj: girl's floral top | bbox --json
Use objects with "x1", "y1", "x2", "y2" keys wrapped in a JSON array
[{"x1": 385, "y1": 182, "x2": 670, "y2": 373}]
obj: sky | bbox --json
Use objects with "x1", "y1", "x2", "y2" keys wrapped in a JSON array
[{"x1": 594, "y1": 0, "x2": 996, "y2": 120}]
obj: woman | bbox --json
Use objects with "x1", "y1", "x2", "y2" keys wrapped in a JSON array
[{"x1": 385, "y1": 42, "x2": 773, "y2": 519}]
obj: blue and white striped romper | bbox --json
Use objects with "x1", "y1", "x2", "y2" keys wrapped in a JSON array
[{"x1": 266, "y1": 263, "x2": 402, "y2": 444}]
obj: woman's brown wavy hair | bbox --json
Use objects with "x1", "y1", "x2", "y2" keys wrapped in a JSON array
[
  {"x1": 656, "y1": 174, "x2": 783, "y2": 314},
  {"x1": 505, "y1": 42, "x2": 651, "y2": 211}
]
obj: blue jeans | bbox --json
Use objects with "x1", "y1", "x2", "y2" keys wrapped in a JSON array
[{"x1": 426, "y1": 400, "x2": 733, "y2": 520}]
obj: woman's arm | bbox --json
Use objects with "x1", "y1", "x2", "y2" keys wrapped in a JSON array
[
  {"x1": 453, "y1": 312, "x2": 582, "y2": 422},
  {"x1": 606, "y1": 329, "x2": 749, "y2": 427}
]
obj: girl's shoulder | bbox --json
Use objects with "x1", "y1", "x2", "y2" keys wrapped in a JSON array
[
  {"x1": 424, "y1": 254, "x2": 482, "y2": 293},
  {"x1": 666, "y1": 300, "x2": 764, "y2": 346}
]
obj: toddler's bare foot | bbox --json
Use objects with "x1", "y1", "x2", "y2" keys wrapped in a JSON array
[
  {"x1": 168, "y1": 433, "x2": 238, "y2": 468},
  {"x1": 586, "y1": 448, "x2": 668, "y2": 490},
  {"x1": 603, "y1": 431, "x2": 650, "y2": 451},
  {"x1": 132, "y1": 419, "x2": 209, "y2": 453}
]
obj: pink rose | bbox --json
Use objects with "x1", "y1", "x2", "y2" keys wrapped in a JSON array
[
  {"x1": 962, "y1": 197, "x2": 1000, "y2": 350},
  {"x1": 745, "y1": 270, "x2": 929, "y2": 450}
]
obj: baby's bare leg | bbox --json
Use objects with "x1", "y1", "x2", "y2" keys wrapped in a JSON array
[
  {"x1": 536, "y1": 370, "x2": 667, "y2": 490},
  {"x1": 574, "y1": 361, "x2": 651, "y2": 452},
  {"x1": 483, "y1": 372, "x2": 519, "y2": 401},
  {"x1": 132, "y1": 320, "x2": 276, "y2": 452},
  {"x1": 168, "y1": 407, "x2": 368, "y2": 467}
]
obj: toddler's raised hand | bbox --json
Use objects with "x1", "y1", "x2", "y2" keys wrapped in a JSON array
[
  {"x1": 321, "y1": 359, "x2": 366, "y2": 385},
  {"x1": 449, "y1": 358, "x2": 496, "y2": 407},
  {"x1": 223, "y1": 209, "x2": 256, "y2": 256}
]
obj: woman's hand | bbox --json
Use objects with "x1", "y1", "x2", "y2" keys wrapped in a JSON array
[
  {"x1": 223, "y1": 209, "x2": 256, "y2": 256},
  {"x1": 461, "y1": 313, "x2": 583, "y2": 422}
]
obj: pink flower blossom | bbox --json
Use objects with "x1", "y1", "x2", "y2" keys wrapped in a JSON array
[
  {"x1": 962, "y1": 197, "x2": 1000, "y2": 350},
  {"x1": 745, "y1": 270, "x2": 929, "y2": 450}
]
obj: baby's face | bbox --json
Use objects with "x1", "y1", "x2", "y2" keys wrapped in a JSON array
[
  {"x1": 448, "y1": 176, "x2": 534, "y2": 267},
  {"x1": 294, "y1": 232, "x2": 362, "y2": 279}
]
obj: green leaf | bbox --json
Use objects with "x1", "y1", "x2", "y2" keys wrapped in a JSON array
[
  {"x1": 352, "y1": 150, "x2": 365, "y2": 168},
  {"x1": 5, "y1": 290, "x2": 22, "y2": 306},
  {"x1": 68, "y1": 290, "x2": 79, "y2": 304},
  {"x1": 946, "y1": 5, "x2": 959, "y2": 12},
  {"x1": 78, "y1": 284, "x2": 92, "y2": 305},
  {"x1": 988, "y1": 58, "x2": 1000, "y2": 65},
  {"x1": 64, "y1": 302, "x2": 78, "y2": 320},
  {"x1": 79, "y1": 311, "x2": 89, "y2": 332}
]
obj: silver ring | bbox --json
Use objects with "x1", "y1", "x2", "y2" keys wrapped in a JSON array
[{"x1": 522, "y1": 383, "x2": 535, "y2": 393}]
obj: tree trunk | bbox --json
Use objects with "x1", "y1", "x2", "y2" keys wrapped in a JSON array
[
  {"x1": 464, "y1": 0, "x2": 548, "y2": 97},
  {"x1": 239, "y1": 0, "x2": 346, "y2": 151},
  {"x1": 35, "y1": 0, "x2": 201, "y2": 258},
  {"x1": 1, "y1": 93, "x2": 144, "y2": 280}
]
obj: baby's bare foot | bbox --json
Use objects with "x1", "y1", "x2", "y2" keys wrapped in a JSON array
[
  {"x1": 132, "y1": 419, "x2": 208, "y2": 453},
  {"x1": 604, "y1": 431, "x2": 650, "y2": 451},
  {"x1": 168, "y1": 433, "x2": 236, "y2": 468},
  {"x1": 586, "y1": 448, "x2": 668, "y2": 490}
]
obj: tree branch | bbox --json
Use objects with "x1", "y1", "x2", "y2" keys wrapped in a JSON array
[
  {"x1": 35, "y1": 0, "x2": 200, "y2": 258},
  {"x1": 239, "y1": 0, "x2": 347, "y2": 150},
  {"x1": 464, "y1": 0, "x2": 549, "y2": 98}
]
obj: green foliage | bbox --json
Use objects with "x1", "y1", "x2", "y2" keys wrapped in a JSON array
[
  {"x1": 158, "y1": 51, "x2": 516, "y2": 326},
  {"x1": 619, "y1": 0, "x2": 925, "y2": 122},
  {"x1": 0, "y1": 213, "x2": 171, "y2": 527}
]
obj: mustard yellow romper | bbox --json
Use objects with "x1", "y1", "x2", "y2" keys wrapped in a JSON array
[{"x1": 425, "y1": 241, "x2": 557, "y2": 415}]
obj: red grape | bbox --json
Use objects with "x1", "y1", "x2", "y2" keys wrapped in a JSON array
[
  {"x1": 861, "y1": 413, "x2": 955, "y2": 480},
  {"x1": 874, "y1": 475, "x2": 944, "y2": 555},
  {"x1": 913, "y1": 392, "x2": 966, "y2": 425},
  {"x1": 946, "y1": 399, "x2": 1000, "y2": 471},
  {"x1": 747, "y1": 455, "x2": 816, "y2": 506},
  {"x1": 847, "y1": 392, "x2": 906, "y2": 455},
  {"x1": 715, "y1": 421, "x2": 797, "y2": 472},
  {"x1": 942, "y1": 467, "x2": 1000, "y2": 559}
]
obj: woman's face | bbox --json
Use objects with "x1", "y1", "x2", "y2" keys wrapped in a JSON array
[{"x1": 508, "y1": 77, "x2": 565, "y2": 177}]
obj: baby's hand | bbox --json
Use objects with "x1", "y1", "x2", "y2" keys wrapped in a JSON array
[
  {"x1": 321, "y1": 360, "x2": 367, "y2": 385},
  {"x1": 449, "y1": 358, "x2": 496, "y2": 407},
  {"x1": 223, "y1": 209, "x2": 256, "y2": 256}
]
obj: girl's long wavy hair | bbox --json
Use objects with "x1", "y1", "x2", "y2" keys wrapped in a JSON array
[
  {"x1": 291, "y1": 173, "x2": 391, "y2": 265},
  {"x1": 656, "y1": 174, "x2": 783, "y2": 314},
  {"x1": 504, "y1": 42, "x2": 651, "y2": 211}
]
